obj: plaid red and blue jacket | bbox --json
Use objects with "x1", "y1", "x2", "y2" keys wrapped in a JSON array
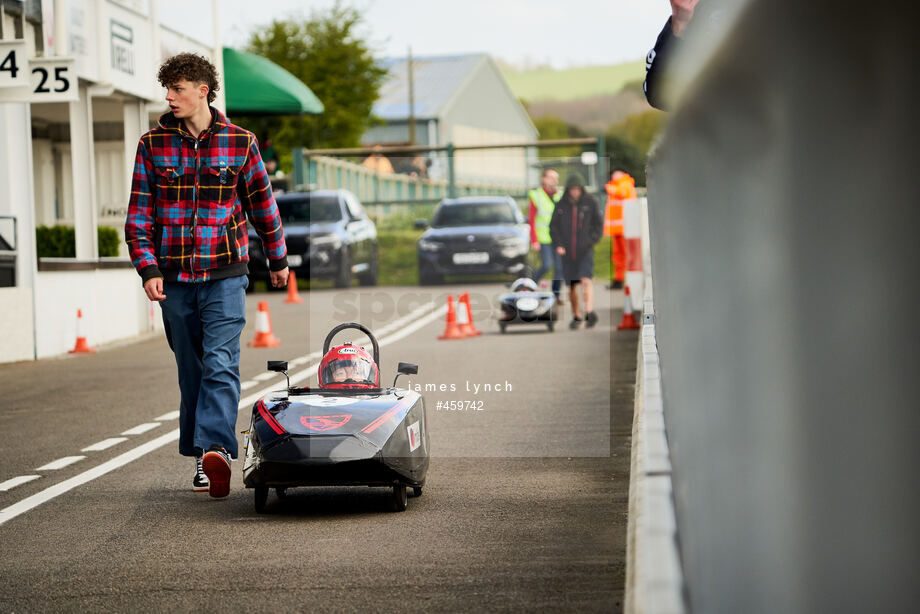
[{"x1": 125, "y1": 108, "x2": 287, "y2": 284}]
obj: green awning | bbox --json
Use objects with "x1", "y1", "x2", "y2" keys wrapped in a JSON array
[{"x1": 222, "y1": 47, "x2": 324, "y2": 115}]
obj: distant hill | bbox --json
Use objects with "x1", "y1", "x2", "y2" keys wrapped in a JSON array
[
  {"x1": 526, "y1": 80, "x2": 653, "y2": 135},
  {"x1": 503, "y1": 61, "x2": 647, "y2": 103}
]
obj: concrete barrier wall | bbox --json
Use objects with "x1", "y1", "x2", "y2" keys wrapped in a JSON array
[
  {"x1": 644, "y1": 1, "x2": 920, "y2": 612},
  {"x1": 34, "y1": 269, "x2": 158, "y2": 359},
  {"x1": 0, "y1": 287, "x2": 35, "y2": 363}
]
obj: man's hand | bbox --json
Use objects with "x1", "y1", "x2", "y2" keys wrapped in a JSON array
[
  {"x1": 670, "y1": 0, "x2": 699, "y2": 36},
  {"x1": 270, "y1": 267, "x2": 289, "y2": 288},
  {"x1": 556, "y1": 246, "x2": 565, "y2": 256},
  {"x1": 531, "y1": 241, "x2": 540, "y2": 252},
  {"x1": 144, "y1": 277, "x2": 166, "y2": 302}
]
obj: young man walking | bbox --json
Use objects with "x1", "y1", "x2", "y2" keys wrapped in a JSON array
[{"x1": 125, "y1": 53, "x2": 288, "y2": 498}]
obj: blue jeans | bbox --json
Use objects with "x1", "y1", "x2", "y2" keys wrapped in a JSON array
[
  {"x1": 160, "y1": 275, "x2": 248, "y2": 458},
  {"x1": 533, "y1": 243, "x2": 562, "y2": 298}
]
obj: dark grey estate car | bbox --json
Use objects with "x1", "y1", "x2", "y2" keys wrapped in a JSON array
[
  {"x1": 248, "y1": 189, "x2": 378, "y2": 289},
  {"x1": 416, "y1": 196, "x2": 531, "y2": 285}
]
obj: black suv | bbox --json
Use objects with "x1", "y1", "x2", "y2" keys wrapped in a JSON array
[
  {"x1": 416, "y1": 196, "x2": 531, "y2": 285},
  {"x1": 248, "y1": 190, "x2": 378, "y2": 289}
]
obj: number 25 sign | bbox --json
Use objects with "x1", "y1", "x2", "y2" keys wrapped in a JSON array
[{"x1": 28, "y1": 58, "x2": 77, "y2": 102}]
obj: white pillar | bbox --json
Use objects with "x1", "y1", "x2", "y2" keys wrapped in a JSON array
[
  {"x1": 211, "y1": 0, "x2": 225, "y2": 113},
  {"x1": 122, "y1": 99, "x2": 147, "y2": 190},
  {"x1": 68, "y1": 82, "x2": 99, "y2": 259},
  {"x1": 54, "y1": 0, "x2": 69, "y2": 57}
]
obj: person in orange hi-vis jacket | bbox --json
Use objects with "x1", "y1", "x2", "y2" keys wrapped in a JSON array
[{"x1": 604, "y1": 169, "x2": 637, "y2": 289}]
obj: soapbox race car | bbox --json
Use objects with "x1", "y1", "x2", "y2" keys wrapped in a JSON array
[
  {"x1": 242, "y1": 322, "x2": 429, "y2": 513},
  {"x1": 497, "y1": 278, "x2": 558, "y2": 333}
]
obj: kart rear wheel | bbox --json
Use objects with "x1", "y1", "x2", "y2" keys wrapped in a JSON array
[
  {"x1": 499, "y1": 322, "x2": 507, "y2": 334},
  {"x1": 254, "y1": 486, "x2": 269, "y2": 513},
  {"x1": 275, "y1": 487, "x2": 288, "y2": 499},
  {"x1": 392, "y1": 483, "x2": 408, "y2": 512},
  {"x1": 547, "y1": 322, "x2": 555, "y2": 332},
  {"x1": 412, "y1": 486, "x2": 423, "y2": 497}
]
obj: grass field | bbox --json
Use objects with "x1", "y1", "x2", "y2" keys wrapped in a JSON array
[
  {"x1": 253, "y1": 232, "x2": 614, "y2": 292},
  {"x1": 503, "y1": 61, "x2": 646, "y2": 103}
]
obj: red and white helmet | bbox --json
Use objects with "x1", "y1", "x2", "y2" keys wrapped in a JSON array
[{"x1": 318, "y1": 343, "x2": 379, "y2": 389}]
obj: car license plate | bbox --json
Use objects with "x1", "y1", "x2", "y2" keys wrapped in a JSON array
[
  {"x1": 287, "y1": 254, "x2": 303, "y2": 267},
  {"x1": 453, "y1": 252, "x2": 489, "y2": 265}
]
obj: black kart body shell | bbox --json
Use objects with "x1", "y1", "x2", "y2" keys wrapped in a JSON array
[
  {"x1": 498, "y1": 290, "x2": 556, "y2": 324},
  {"x1": 243, "y1": 389, "x2": 429, "y2": 489}
]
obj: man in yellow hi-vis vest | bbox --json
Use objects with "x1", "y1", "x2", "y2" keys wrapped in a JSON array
[
  {"x1": 528, "y1": 168, "x2": 563, "y2": 299},
  {"x1": 605, "y1": 169, "x2": 637, "y2": 289}
]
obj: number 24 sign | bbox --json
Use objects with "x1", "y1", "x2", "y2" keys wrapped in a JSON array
[{"x1": 0, "y1": 41, "x2": 77, "y2": 102}]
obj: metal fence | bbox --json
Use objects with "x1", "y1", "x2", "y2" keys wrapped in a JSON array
[{"x1": 290, "y1": 138, "x2": 606, "y2": 226}]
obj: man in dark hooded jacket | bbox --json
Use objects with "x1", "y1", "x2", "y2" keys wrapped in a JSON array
[{"x1": 550, "y1": 173, "x2": 603, "y2": 329}]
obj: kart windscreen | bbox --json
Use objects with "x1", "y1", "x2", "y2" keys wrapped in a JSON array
[{"x1": 431, "y1": 203, "x2": 518, "y2": 227}]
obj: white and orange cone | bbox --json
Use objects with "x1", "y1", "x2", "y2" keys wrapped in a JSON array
[
  {"x1": 438, "y1": 295, "x2": 467, "y2": 340},
  {"x1": 457, "y1": 292, "x2": 482, "y2": 337},
  {"x1": 284, "y1": 271, "x2": 303, "y2": 304},
  {"x1": 616, "y1": 286, "x2": 641, "y2": 330},
  {"x1": 248, "y1": 301, "x2": 281, "y2": 347},
  {"x1": 69, "y1": 309, "x2": 96, "y2": 354}
]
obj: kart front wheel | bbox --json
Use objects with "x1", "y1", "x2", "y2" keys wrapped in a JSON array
[
  {"x1": 254, "y1": 486, "x2": 269, "y2": 513},
  {"x1": 412, "y1": 486, "x2": 423, "y2": 497},
  {"x1": 392, "y1": 483, "x2": 408, "y2": 512},
  {"x1": 275, "y1": 487, "x2": 288, "y2": 499}
]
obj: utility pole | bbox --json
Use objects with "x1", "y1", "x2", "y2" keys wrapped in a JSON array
[{"x1": 407, "y1": 46, "x2": 416, "y2": 146}]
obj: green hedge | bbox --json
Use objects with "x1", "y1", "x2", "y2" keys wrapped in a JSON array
[{"x1": 36, "y1": 225, "x2": 121, "y2": 258}]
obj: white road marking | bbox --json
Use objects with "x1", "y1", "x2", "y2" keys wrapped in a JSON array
[
  {"x1": 0, "y1": 430, "x2": 180, "y2": 526},
  {"x1": 0, "y1": 475, "x2": 40, "y2": 491},
  {"x1": 240, "y1": 380, "x2": 259, "y2": 391},
  {"x1": 35, "y1": 456, "x2": 85, "y2": 471},
  {"x1": 154, "y1": 410, "x2": 180, "y2": 421},
  {"x1": 0, "y1": 300, "x2": 442, "y2": 526},
  {"x1": 252, "y1": 372, "x2": 276, "y2": 382},
  {"x1": 81, "y1": 438, "x2": 128, "y2": 452},
  {"x1": 121, "y1": 423, "x2": 160, "y2": 436}
]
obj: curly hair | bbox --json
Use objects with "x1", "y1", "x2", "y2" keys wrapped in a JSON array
[{"x1": 157, "y1": 53, "x2": 219, "y2": 104}]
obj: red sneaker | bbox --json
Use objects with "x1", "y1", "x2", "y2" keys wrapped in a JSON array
[{"x1": 201, "y1": 446, "x2": 231, "y2": 498}]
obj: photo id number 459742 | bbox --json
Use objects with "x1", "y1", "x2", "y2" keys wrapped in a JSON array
[{"x1": 435, "y1": 400, "x2": 484, "y2": 411}]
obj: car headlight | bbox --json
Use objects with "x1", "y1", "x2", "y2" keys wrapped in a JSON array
[
  {"x1": 497, "y1": 235, "x2": 527, "y2": 250},
  {"x1": 418, "y1": 239, "x2": 442, "y2": 252},
  {"x1": 311, "y1": 234, "x2": 342, "y2": 250}
]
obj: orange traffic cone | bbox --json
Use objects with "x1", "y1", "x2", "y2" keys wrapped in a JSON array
[
  {"x1": 616, "y1": 285, "x2": 641, "y2": 330},
  {"x1": 69, "y1": 309, "x2": 96, "y2": 353},
  {"x1": 248, "y1": 301, "x2": 281, "y2": 347},
  {"x1": 457, "y1": 292, "x2": 482, "y2": 337},
  {"x1": 284, "y1": 271, "x2": 303, "y2": 304},
  {"x1": 438, "y1": 295, "x2": 467, "y2": 340}
]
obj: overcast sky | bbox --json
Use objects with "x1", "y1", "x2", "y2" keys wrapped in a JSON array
[{"x1": 160, "y1": 0, "x2": 671, "y2": 68}]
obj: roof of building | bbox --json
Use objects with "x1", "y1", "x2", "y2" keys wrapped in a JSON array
[{"x1": 373, "y1": 54, "x2": 488, "y2": 121}]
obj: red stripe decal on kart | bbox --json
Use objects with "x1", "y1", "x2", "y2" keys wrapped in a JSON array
[
  {"x1": 300, "y1": 414, "x2": 352, "y2": 431},
  {"x1": 257, "y1": 401, "x2": 285, "y2": 435},
  {"x1": 361, "y1": 401, "x2": 408, "y2": 434}
]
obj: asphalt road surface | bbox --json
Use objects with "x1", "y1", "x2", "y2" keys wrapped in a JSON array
[{"x1": 0, "y1": 282, "x2": 638, "y2": 613}]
